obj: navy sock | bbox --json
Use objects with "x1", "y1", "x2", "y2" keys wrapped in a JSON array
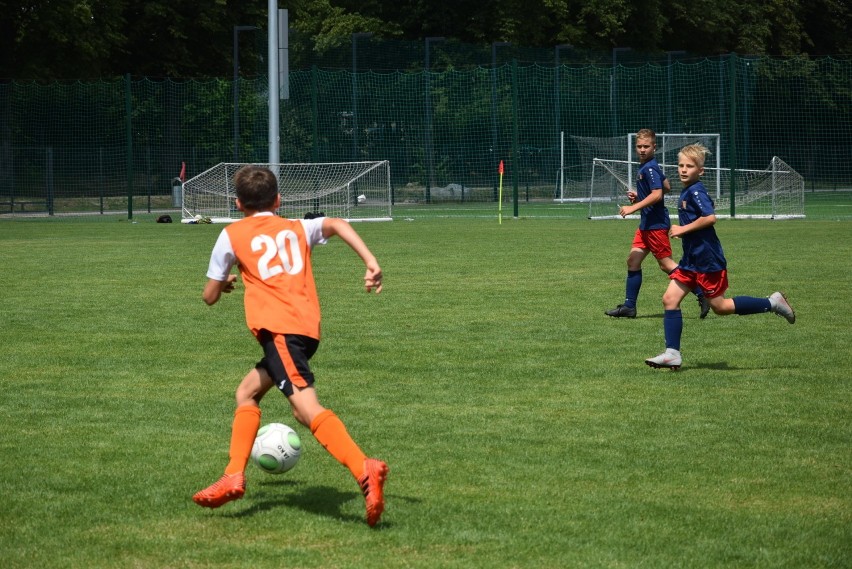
[
  {"x1": 663, "y1": 309, "x2": 683, "y2": 350},
  {"x1": 732, "y1": 296, "x2": 771, "y2": 315},
  {"x1": 693, "y1": 287, "x2": 704, "y2": 298},
  {"x1": 624, "y1": 270, "x2": 642, "y2": 308}
]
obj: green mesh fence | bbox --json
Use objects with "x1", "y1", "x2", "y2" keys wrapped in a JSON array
[{"x1": 0, "y1": 46, "x2": 850, "y2": 220}]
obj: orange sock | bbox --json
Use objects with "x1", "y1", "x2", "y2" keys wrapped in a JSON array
[
  {"x1": 224, "y1": 404, "x2": 262, "y2": 475},
  {"x1": 310, "y1": 409, "x2": 367, "y2": 480}
]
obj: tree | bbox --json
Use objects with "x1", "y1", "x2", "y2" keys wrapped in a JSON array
[
  {"x1": 1, "y1": 0, "x2": 848, "y2": 81},
  {"x1": 665, "y1": 0, "x2": 851, "y2": 56},
  {"x1": 0, "y1": 0, "x2": 268, "y2": 80},
  {"x1": 290, "y1": 0, "x2": 401, "y2": 54},
  {"x1": 0, "y1": 0, "x2": 128, "y2": 79},
  {"x1": 106, "y1": 0, "x2": 267, "y2": 79}
]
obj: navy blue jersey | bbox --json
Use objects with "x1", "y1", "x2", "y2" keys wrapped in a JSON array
[
  {"x1": 677, "y1": 181, "x2": 727, "y2": 272},
  {"x1": 636, "y1": 158, "x2": 670, "y2": 230}
]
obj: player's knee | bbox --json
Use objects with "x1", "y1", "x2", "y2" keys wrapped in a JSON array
[
  {"x1": 710, "y1": 300, "x2": 732, "y2": 315},
  {"x1": 235, "y1": 381, "x2": 264, "y2": 406},
  {"x1": 661, "y1": 291, "x2": 680, "y2": 308},
  {"x1": 291, "y1": 402, "x2": 325, "y2": 429},
  {"x1": 291, "y1": 407, "x2": 310, "y2": 428},
  {"x1": 235, "y1": 388, "x2": 260, "y2": 407},
  {"x1": 627, "y1": 250, "x2": 647, "y2": 269}
]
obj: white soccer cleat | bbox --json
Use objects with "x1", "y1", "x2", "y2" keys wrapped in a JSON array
[
  {"x1": 769, "y1": 292, "x2": 795, "y2": 324},
  {"x1": 645, "y1": 349, "x2": 682, "y2": 370}
]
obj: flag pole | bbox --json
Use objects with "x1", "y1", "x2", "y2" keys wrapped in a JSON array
[{"x1": 498, "y1": 160, "x2": 504, "y2": 224}]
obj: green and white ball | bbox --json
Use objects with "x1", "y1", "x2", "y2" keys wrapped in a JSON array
[{"x1": 251, "y1": 423, "x2": 302, "y2": 474}]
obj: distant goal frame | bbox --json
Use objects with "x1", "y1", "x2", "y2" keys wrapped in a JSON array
[
  {"x1": 554, "y1": 132, "x2": 722, "y2": 204},
  {"x1": 587, "y1": 156, "x2": 805, "y2": 220},
  {"x1": 181, "y1": 160, "x2": 393, "y2": 223}
]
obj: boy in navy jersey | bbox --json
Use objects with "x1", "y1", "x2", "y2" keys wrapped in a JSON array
[
  {"x1": 606, "y1": 129, "x2": 709, "y2": 319},
  {"x1": 645, "y1": 144, "x2": 795, "y2": 370}
]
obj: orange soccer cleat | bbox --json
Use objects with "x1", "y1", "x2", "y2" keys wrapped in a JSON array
[
  {"x1": 192, "y1": 473, "x2": 246, "y2": 508},
  {"x1": 358, "y1": 458, "x2": 389, "y2": 527}
]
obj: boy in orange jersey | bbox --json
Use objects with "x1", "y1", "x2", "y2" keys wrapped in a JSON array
[{"x1": 192, "y1": 165, "x2": 388, "y2": 527}]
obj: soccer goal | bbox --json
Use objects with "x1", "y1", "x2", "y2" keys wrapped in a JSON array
[
  {"x1": 554, "y1": 132, "x2": 721, "y2": 203},
  {"x1": 181, "y1": 161, "x2": 392, "y2": 223},
  {"x1": 587, "y1": 156, "x2": 805, "y2": 220}
]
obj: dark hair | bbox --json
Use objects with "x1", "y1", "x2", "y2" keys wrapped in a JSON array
[{"x1": 233, "y1": 166, "x2": 278, "y2": 211}]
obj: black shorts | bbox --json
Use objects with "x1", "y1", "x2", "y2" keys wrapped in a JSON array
[{"x1": 255, "y1": 330, "x2": 319, "y2": 397}]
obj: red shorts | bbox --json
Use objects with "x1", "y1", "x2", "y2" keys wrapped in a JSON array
[
  {"x1": 632, "y1": 229, "x2": 672, "y2": 259},
  {"x1": 670, "y1": 268, "x2": 729, "y2": 298}
]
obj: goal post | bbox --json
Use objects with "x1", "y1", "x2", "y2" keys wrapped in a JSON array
[
  {"x1": 628, "y1": 132, "x2": 722, "y2": 200},
  {"x1": 181, "y1": 161, "x2": 392, "y2": 223},
  {"x1": 554, "y1": 132, "x2": 721, "y2": 203},
  {"x1": 587, "y1": 156, "x2": 805, "y2": 220},
  {"x1": 718, "y1": 156, "x2": 805, "y2": 219}
]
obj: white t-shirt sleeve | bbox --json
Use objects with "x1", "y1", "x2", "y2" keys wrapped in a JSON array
[
  {"x1": 206, "y1": 228, "x2": 236, "y2": 280},
  {"x1": 299, "y1": 218, "x2": 329, "y2": 248}
]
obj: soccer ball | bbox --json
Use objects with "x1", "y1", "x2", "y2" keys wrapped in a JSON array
[
  {"x1": 251, "y1": 423, "x2": 302, "y2": 474},
  {"x1": 357, "y1": 194, "x2": 367, "y2": 204}
]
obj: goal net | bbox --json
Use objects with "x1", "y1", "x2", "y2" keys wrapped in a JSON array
[
  {"x1": 181, "y1": 161, "x2": 392, "y2": 223},
  {"x1": 555, "y1": 133, "x2": 721, "y2": 203},
  {"x1": 587, "y1": 156, "x2": 805, "y2": 220}
]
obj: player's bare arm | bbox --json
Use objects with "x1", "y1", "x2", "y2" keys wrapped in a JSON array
[
  {"x1": 322, "y1": 217, "x2": 383, "y2": 294},
  {"x1": 669, "y1": 214, "x2": 717, "y2": 239},
  {"x1": 619, "y1": 188, "x2": 663, "y2": 217},
  {"x1": 202, "y1": 274, "x2": 237, "y2": 305}
]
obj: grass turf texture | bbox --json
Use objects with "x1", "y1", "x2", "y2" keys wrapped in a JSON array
[{"x1": 0, "y1": 216, "x2": 849, "y2": 568}]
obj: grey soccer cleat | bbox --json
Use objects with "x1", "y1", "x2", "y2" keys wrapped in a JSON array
[
  {"x1": 605, "y1": 304, "x2": 637, "y2": 318},
  {"x1": 769, "y1": 292, "x2": 795, "y2": 324},
  {"x1": 645, "y1": 349, "x2": 682, "y2": 370}
]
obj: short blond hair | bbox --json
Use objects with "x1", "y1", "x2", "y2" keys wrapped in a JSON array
[
  {"x1": 636, "y1": 128, "x2": 656, "y2": 142},
  {"x1": 679, "y1": 143, "x2": 710, "y2": 168}
]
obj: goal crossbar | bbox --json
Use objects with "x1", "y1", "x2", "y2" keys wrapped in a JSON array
[
  {"x1": 587, "y1": 156, "x2": 804, "y2": 220},
  {"x1": 555, "y1": 132, "x2": 721, "y2": 204},
  {"x1": 181, "y1": 161, "x2": 392, "y2": 223}
]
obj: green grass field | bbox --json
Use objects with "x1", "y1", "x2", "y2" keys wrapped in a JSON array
[{"x1": 1, "y1": 213, "x2": 850, "y2": 568}]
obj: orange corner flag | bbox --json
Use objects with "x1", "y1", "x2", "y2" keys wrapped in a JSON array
[{"x1": 498, "y1": 160, "x2": 504, "y2": 175}]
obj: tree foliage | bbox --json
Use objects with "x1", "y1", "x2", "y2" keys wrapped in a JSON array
[{"x1": 1, "y1": 0, "x2": 849, "y2": 80}]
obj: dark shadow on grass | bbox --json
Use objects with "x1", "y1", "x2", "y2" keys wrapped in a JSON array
[
  {"x1": 682, "y1": 361, "x2": 772, "y2": 372},
  {"x1": 646, "y1": 361, "x2": 771, "y2": 372},
  {"x1": 220, "y1": 479, "x2": 417, "y2": 529},
  {"x1": 635, "y1": 313, "x2": 708, "y2": 320},
  {"x1": 604, "y1": 313, "x2": 665, "y2": 320},
  {"x1": 221, "y1": 481, "x2": 362, "y2": 523}
]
